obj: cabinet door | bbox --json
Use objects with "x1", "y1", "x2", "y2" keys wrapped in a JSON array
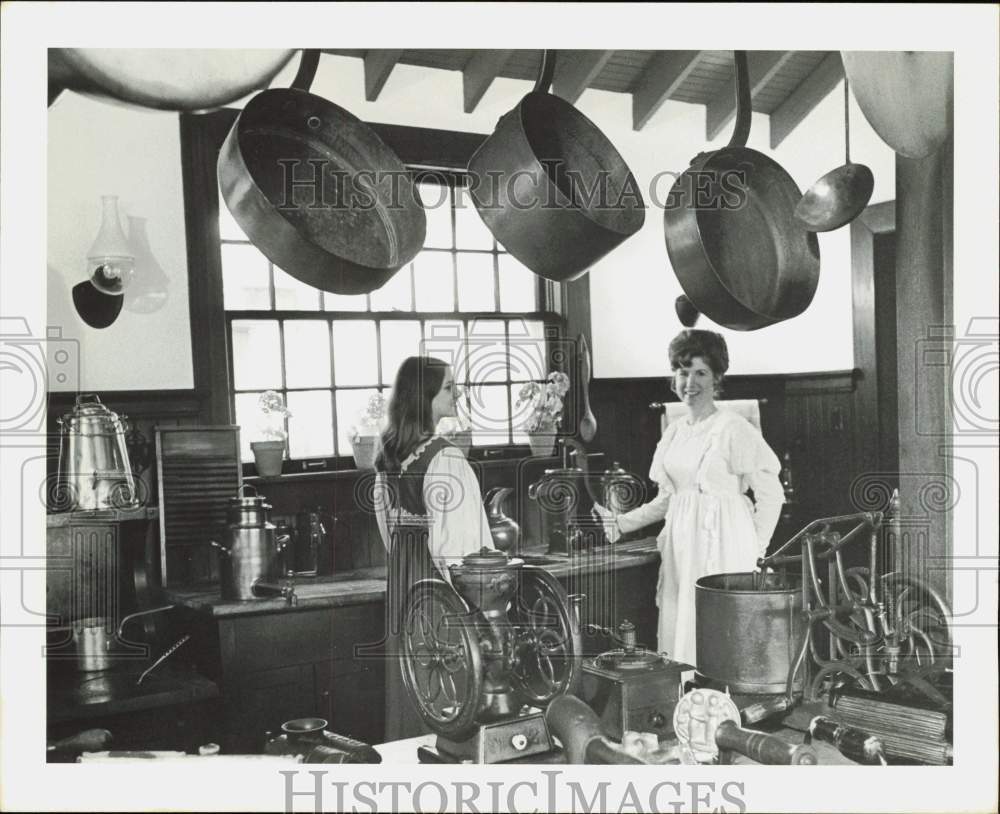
[
  {"x1": 558, "y1": 561, "x2": 659, "y2": 654},
  {"x1": 229, "y1": 664, "x2": 316, "y2": 752},
  {"x1": 315, "y1": 658, "x2": 386, "y2": 746},
  {"x1": 615, "y1": 563, "x2": 658, "y2": 650}
]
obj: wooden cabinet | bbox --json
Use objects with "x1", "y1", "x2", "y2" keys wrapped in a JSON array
[
  {"x1": 183, "y1": 550, "x2": 658, "y2": 753},
  {"x1": 205, "y1": 602, "x2": 389, "y2": 752},
  {"x1": 315, "y1": 659, "x2": 385, "y2": 743},
  {"x1": 561, "y1": 559, "x2": 658, "y2": 655},
  {"x1": 235, "y1": 664, "x2": 316, "y2": 749}
]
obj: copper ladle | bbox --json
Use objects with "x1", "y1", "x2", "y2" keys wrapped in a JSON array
[{"x1": 795, "y1": 78, "x2": 875, "y2": 232}]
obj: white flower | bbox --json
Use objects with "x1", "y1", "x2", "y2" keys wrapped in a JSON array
[{"x1": 514, "y1": 371, "x2": 572, "y2": 433}]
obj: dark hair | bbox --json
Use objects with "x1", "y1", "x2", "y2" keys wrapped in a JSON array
[
  {"x1": 668, "y1": 329, "x2": 730, "y2": 379},
  {"x1": 376, "y1": 356, "x2": 449, "y2": 472}
]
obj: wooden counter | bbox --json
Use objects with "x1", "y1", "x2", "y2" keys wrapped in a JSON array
[
  {"x1": 167, "y1": 539, "x2": 661, "y2": 752},
  {"x1": 164, "y1": 537, "x2": 660, "y2": 618},
  {"x1": 47, "y1": 664, "x2": 221, "y2": 758}
]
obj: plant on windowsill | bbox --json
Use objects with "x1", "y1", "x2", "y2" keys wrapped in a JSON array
[
  {"x1": 515, "y1": 371, "x2": 571, "y2": 457},
  {"x1": 350, "y1": 392, "x2": 387, "y2": 470},
  {"x1": 251, "y1": 391, "x2": 291, "y2": 477}
]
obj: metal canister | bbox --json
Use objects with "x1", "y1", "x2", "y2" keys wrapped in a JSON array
[
  {"x1": 56, "y1": 394, "x2": 138, "y2": 511},
  {"x1": 694, "y1": 571, "x2": 804, "y2": 694},
  {"x1": 212, "y1": 486, "x2": 287, "y2": 600},
  {"x1": 600, "y1": 461, "x2": 639, "y2": 516},
  {"x1": 528, "y1": 464, "x2": 589, "y2": 555},
  {"x1": 226, "y1": 485, "x2": 272, "y2": 526}
]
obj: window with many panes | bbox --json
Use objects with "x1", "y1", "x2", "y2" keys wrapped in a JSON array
[{"x1": 221, "y1": 172, "x2": 562, "y2": 465}]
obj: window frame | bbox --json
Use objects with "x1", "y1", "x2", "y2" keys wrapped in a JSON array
[{"x1": 180, "y1": 111, "x2": 569, "y2": 476}]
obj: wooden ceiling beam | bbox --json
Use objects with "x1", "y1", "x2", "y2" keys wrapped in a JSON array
[
  {"x1": 462, "y1": 50, "x2": 513, "y2": 114},
  {"x1": 631, "y1": 50, "x2": 704, "y2": 131},
  {"x1": 770, "y1": 52, "x2": 844, "y2": 149},
  {"x1": 364, "y1": 49, "x2": 404, "y2": 102},
  {"x1": 551, "y1": 50, "x2": 615, "y2": 105},
  {"x1": 705, "y1": 51, "x2": 796, "y2": 141}
]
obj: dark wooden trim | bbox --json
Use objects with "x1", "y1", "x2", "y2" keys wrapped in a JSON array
[
  {"x1": 595, "y1": 370, "x2": 856, "y2": 391},
  {"x1": 368, "y1": 123, "x2": 487, "y2": 170},
  {"x1": 852, "y1": 201, "x2": 897, "y2": 479},
  {"x1": 48, "y1": 390, "x2": 202, "y2": 419},
  {"x1": 782, "y1": 370, "x2": 858, "y2": 395},
  {"x1": 179, "y1": 110, "x2": 238, "y2": 425}
]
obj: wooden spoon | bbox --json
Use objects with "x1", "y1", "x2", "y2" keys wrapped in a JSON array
[{"x1": 578, "y1": 334, "x2": 597, "y2": 442}]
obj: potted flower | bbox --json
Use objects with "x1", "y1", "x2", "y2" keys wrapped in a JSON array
[
  {"x1": 350, "y1": 392, "x2": 387, "y2": 469},
  {"x1": 515, "y1": 371, "x2": 571, "y2": 456},
  {"x1": 252, "y1": 391, "x2": 291, "y2": 477}
]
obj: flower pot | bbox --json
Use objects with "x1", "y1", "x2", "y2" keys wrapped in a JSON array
[
  {"x1": 251, "y1": 440, "x2": 285, "y2": 477},
  {"x1": 527, "y1": 430, "x2": 557, "y2": 457},
  {"x1": 351, "y1": 436, "x2": 378, "y2": 470}
]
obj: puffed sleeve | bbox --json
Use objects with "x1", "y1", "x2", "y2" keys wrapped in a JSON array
[
  {"x1": 726, "y1": 417, "x2": 785, "y2": 555},
  {"x1": 615, "y1": 424, "x2": 678, "y2": 535},
  {"x1": 424, "y1": 446, "x2": 495, "y2": 577}
]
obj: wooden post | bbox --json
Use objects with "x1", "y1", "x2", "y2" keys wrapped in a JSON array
[{"x1": 894, "y1": 142, "x2": 953, "y2": 602}]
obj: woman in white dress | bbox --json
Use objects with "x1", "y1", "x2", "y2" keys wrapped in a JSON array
[
  {"x1": 372, "y1": 355, "x2": 494, "y2": 741},
  {"x1": 594, "y1": 330, "x2": 784, "y2": 667}
]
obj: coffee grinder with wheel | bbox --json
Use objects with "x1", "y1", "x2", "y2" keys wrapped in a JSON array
[{"x1": 399, "y1": 548, "x2": 583, "y2": 763}]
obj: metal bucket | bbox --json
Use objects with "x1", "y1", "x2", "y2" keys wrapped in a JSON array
[{"x1": 695, "y1": 571, "x2": 803, "y2": 694}]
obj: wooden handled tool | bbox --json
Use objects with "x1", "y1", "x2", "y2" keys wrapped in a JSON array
[
  {"x1": 715, "y1": 720, "x2": 817, "y2": 765},
  {"x1": 47, "y1": 729, "x2": 112, "y2": 753}
]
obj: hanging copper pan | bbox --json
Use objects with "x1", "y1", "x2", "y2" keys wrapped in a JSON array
[
  {"x1": 468, "y1": 51, "x2": 645, "y2": 283},
  {"x1": 218, "y1": 51, "x2": 426, "y2": 295},
  {"x1": 664, "y1": 51, "x2": 820, "y2": 331}
]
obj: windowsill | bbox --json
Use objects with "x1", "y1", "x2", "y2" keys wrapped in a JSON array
[{"x1": 243, "y1": 450, "x2": 605, "y2": 483}]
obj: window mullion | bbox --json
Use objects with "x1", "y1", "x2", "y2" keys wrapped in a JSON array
[{"x1": 328, "y1": 319, "x2": 339, "y2": 455}]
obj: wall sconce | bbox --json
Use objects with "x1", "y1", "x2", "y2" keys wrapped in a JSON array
[{"x1": 72, "y1": 195, "x2": 133, "y2": 329}]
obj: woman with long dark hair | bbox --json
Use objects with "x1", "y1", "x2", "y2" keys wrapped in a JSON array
[
  {"x1": 373, "y1": 355, "x2": 494, "y2": 741},
  {"x1": 594, "y1": 330, "x2": 784, "y2": 666}
]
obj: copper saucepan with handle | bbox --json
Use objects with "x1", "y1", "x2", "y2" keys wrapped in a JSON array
[{"x1": 663, "y1": 51, "x2": 820, "y2": 330}]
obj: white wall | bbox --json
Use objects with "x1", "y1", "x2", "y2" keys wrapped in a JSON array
[
  {"x1": 46, "y1": 52, "x2": 896, "y2": 389},
  {"x1": 47, "y1": 92, "x2": 193, "y2": 391}
]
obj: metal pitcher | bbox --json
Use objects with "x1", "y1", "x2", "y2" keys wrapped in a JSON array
[
  {"x1": 56, "y1": 394, "x2": 138, "y2": 511},
  {"x1": 484, "y1": 487, "x2": 520, "y2": 553}
]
